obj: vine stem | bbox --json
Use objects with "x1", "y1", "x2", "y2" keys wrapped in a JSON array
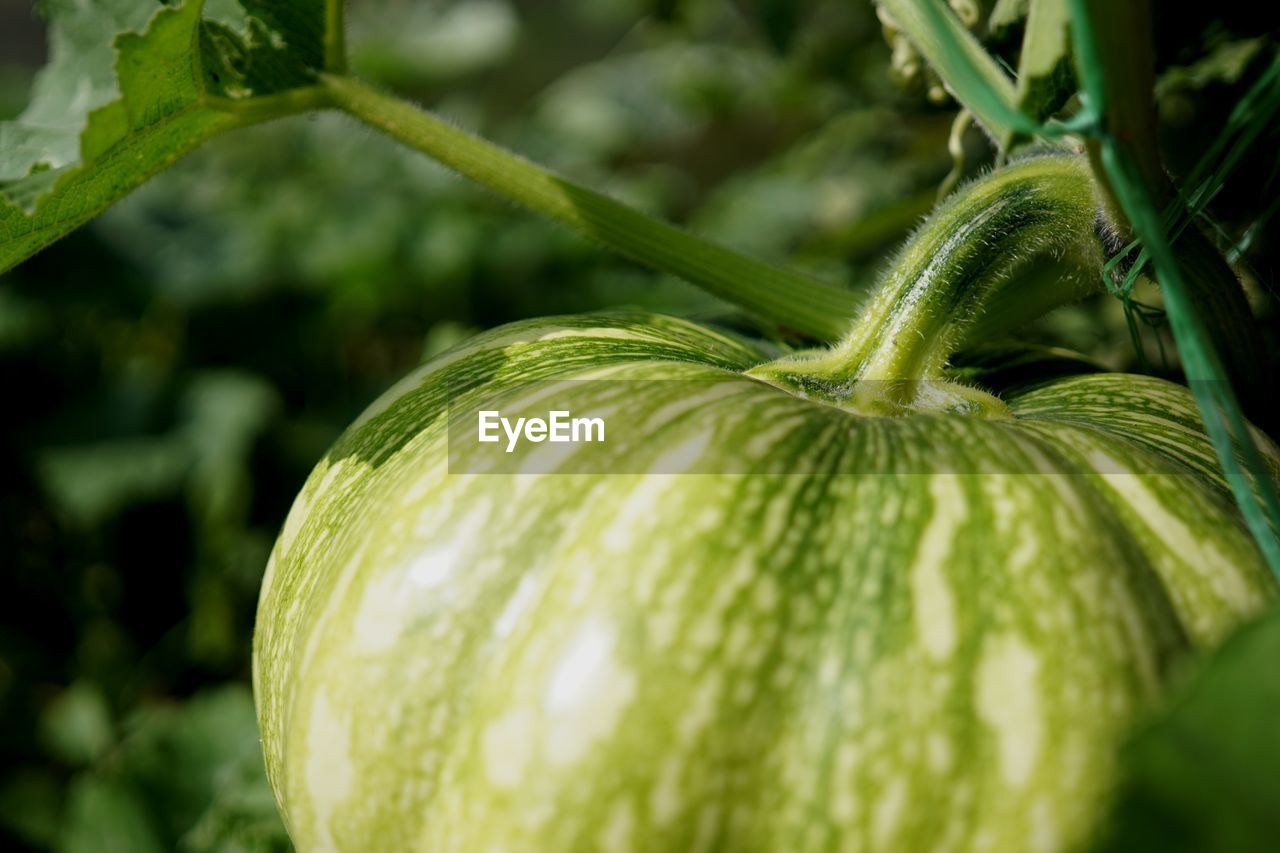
[
  {"x1": 325, "y1": 0, "x2": 346, "y2": 73},
  {"x1": 202, "y1": 86, "x2": 334, "y2": 122},
  {"x1": 322, "y1": 73, "x2": 859, "y2": 341}
]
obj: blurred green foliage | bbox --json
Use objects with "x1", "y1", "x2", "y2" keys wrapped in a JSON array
[
  {"x1": 0, "y1": 1, "x2": 1277, "y2": 851},
  {"x1": 1094, "y1": 606, "x2": 1280, "y2": 853}
]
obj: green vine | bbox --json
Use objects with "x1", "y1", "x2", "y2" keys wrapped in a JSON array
[
  {"x1": 325, "y1": 0, "x2": 346, "y2": 73},
  {"x1": 320, "y1": 75, "x2": 860, "y2": 341}
]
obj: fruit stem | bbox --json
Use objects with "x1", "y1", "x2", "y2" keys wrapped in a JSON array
[
  {"x1": 750, "y1": 155, "x2": 1101, "y2": 411},
  {"x1": 849, "y1": 156, "x2": 1098, "y2": 383}
]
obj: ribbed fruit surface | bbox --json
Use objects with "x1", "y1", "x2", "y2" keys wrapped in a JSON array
[{"x1": 254, "y1": 312, "x2": 1274, "y2": 852}]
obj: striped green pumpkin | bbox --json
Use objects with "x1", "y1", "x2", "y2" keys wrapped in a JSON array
[{"x1": 254, "y1": 158, "x2": 1277, "y2": 851}]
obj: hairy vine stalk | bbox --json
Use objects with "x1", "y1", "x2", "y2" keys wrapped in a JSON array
[
  {"x1": 321, "y1": 75, "x2": 860, "y2": 342},
  {"x1": 748, "y1": 155, "x2": 1103, "y2": 415}
]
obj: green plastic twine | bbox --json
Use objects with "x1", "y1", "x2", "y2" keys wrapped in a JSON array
[
  {"x1": 1069, "y1": 0, "x2": 1280, "y2": 577},
  {"x1": 885, "y1": 0, "x2": 1280, "y2": 575},
  {"x1": 1101, "y1": 57, "x2": 1280, "y2": 346}
]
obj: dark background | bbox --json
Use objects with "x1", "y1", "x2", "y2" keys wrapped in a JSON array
[{"x1": 1, "y1": 1, "x2": 1277, "y2": 850}]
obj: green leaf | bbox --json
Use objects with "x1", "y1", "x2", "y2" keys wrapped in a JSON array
[
  {"x1": 181, "y1": 371, "x2": 280, "y2": 527},
  {"x1": 59, "y1": 776, "x2": 167, "y2": 853},
  {"x1": 37, "y1": 438, "x2": 191, "y2": 527},
  {"x1": 39, "y1": 682, "x2": 115, "y2": 768},
  {"x1": 0, "y1": 1, "x2": 156, "y2": 189},
  {"x1": 0, "y1": 0, "x2": 338, "y2": 277},
  {"x1": 2, "y1": 1, "x2": 226, "y2": 217},
  {"x1": 201, "y1": 0, "x2": 333, "y2": 97},
  {"x1": 758, "y1": 0, "x2": 804, "y2": 53},
  {"x1": 988, "y1": 0, "x2": 1030, "y2": 35},
  {"x1": 0, "y1": 770, "x2": 62, "y2": 848},
  {"x1": 36, "y1": 369, "x2": 278, "y2": 528},
  {"x1": 58, "y1": 687, "x2": 289, "y2": 853},
  {"x1": 1012, "y1": 0, "x2": 1074, "y2": 123},
  {"x1": 1156, "y1": 38, "x2": 1267, "y2": 98},
  {"x1": 116, "y1": 687, "x2": 287, "y2": 850},
  {"x1": 876, "y1": 0, "x2": 1035, "y2": 140},
  {"x1": 1093, "y1": 608, "x2": 1280, "y2": 852}
]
